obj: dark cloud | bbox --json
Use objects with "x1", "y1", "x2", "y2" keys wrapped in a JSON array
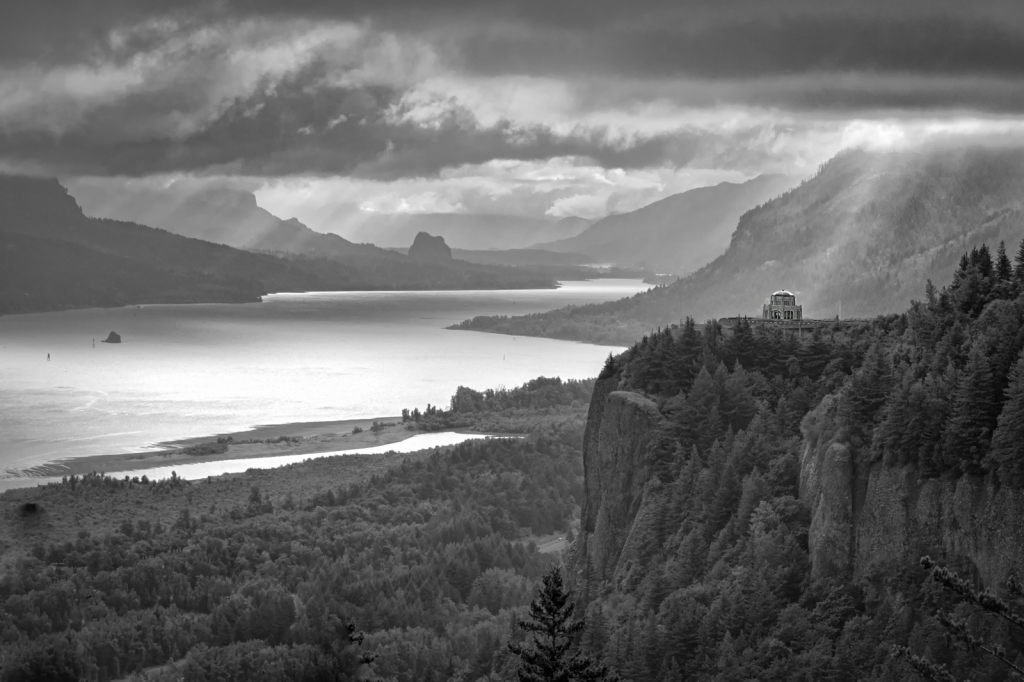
[
  {"x1": 0, "y1": 66, "x2": 701, "y2": 178},
  {"x1": 456, "y1": 10, "x2": 1024, "y2": 80},
  {"x1": 5, "y1": 0, "x2": 1024, "y2": 177},
  {"x1": 8, "y1": 1, "x2": 1024, "y2": 78}
]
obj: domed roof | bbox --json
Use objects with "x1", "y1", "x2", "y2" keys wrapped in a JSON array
[{"x1": 772, "y1": 290, "x2": 794, "y2": 296}]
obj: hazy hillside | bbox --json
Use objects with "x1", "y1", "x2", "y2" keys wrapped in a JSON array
[
  {"x1": 0, "y1": 176, "x2": 558, "y2": 315},
  {"x1": 532, "y1": 175, "x2": 797, "y2": 273},
  {"x1": 67, "y1": 182, "x2": 390, "y2": 261},
  {"x1": 346, "y1": 212, "x2": 592, "y2": 250},
  {"x1": 454, "y1": 146, "x2": 1024, "y2": 344},
  {"x1": 68, "y1": 179, "x2": 595, "y2": 262},
  {"x1": 450, "y1": 248, "x2": 593, "y2": 266}
]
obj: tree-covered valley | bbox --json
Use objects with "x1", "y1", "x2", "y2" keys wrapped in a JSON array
[{"x1": 0, "y1": 379, "x2": 594, "y2": 681}]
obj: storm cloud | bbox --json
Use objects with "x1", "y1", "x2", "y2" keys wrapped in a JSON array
[{"x1": 4, "y1": 1, "x2": 1024, "y2": 179}]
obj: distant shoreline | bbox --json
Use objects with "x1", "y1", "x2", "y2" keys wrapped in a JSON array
[{"x1": 13, "y1": 415, "x2": 430, "y2": 479}]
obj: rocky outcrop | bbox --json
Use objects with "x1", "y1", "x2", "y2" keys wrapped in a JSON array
[
  {"x1": 102, "y1": 331, "x2": 121, "y2": 343},
  {"x1": 800, "y1": 395, "x2": 1024, "y2": 589},
  {"x1": 572, "y1": 376, "x2": 667, "y2": 597},
  {"x1": 408, "y1": 232, "x2": 452, "y2": 261}
]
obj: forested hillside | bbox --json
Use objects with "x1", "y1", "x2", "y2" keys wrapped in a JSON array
[
  {"x1": 0, "y1": 175, "x2": 557, "y2": 315},
  {"x1": 0, "y1": 378, "x2": 593, "y2": 682},
  {"x1": 455, "y1": 147, "x2": 1024, "y2": 345},
  {"x1": 568, "y1": 240, "x2": 1024, "y2": 681}
]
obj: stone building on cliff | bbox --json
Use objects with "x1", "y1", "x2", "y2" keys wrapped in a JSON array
[
  {"x1": 763, "y1": 290, "x2": 802, "y2": 320},
  {"x1": 717, "y1": 289, "x2": 825, "y2": 336}
]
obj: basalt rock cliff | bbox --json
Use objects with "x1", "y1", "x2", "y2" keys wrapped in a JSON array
[
  {"x1": 573, "y1": 380, "x2": 666, "y2": 596},
  {"x1": 573, "y1": 355, "x2": 1024, "y2": 602},
  {"x1": 800, "y1": 394, "x2": 1024, "y2": 590}
]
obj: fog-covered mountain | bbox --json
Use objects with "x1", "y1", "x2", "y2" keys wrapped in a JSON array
[
  {"x1": 68, "y1": 180, "x2": 594, "y2": 253},
  {"x1": 345, "y1": 212, "x2": 593, "y2": 250},
  {"x1": 66, "y1": 182, "x2": 387, "y2": 260},
  {"x1": 532, "y1": 175, "x2": 797, "y2": 274},
  {"x1": 454, "y1": 146, "x2": 1024, "y2": 344},
  {"x1": 0, "y1": 176, "x2": 559, "y2": 315}
]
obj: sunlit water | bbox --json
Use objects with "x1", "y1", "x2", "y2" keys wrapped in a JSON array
[
  {"x1": 0, "y1": 432, "x2": 507, "y2": 492},
  {"x1": 0, "y1": 280, "x2": 647, "y2": 478}
]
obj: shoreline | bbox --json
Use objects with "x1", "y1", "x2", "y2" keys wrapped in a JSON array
[{"x1": 12, "y1": 415, "x2": 440, "y2": 479}]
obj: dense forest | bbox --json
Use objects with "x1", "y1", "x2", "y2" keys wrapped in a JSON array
[
  {"x1": 452, "y1": 147, "x2": 1024, "y2": 345},
  {"x1": 0, "y1": 379, "x2": 592, "y2": 682},
  {"x1": 568, "y1": 238, "x2": 1024, "y2": 681},
  {"x1": 0, "y1": 175, "x2": 559, "y2": 316}
]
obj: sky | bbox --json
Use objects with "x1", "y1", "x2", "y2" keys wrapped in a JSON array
[{"x1": 6, "y1": 0, "x2": 1024, "y2": 226}]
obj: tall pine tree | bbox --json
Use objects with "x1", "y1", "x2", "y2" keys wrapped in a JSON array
[
  {"x1": 943, "y1": 343, "x2": 996, "y2": 475},
  {"x1": 993, "y1": 352, "x2": 1024, "y2": 487},
  {"x1": 1015, "y1": 237, "x2": 1024, "y2": 285},
  {"x1": 508, "y1": 566, "x2": 617, "y2": 682}
]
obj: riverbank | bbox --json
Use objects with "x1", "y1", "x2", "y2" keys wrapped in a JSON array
[{"x1": 10, "y1": 416, "x2": 421, "y2": 479}]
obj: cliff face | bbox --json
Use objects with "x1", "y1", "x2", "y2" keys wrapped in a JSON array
[
  {"x1": 800, "y1": 396, "x2": 1024, "y2": 588},
  {"x1": 572, "y1": 374, "x2": 667, "y2": 596},
  {"x1": 574, "y1": 366, "x2": 1024, "y2": 603}
]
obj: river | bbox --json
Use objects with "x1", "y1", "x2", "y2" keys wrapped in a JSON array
[{"x1": 0, "y1": 280, "x2": 647, "y2": 480}]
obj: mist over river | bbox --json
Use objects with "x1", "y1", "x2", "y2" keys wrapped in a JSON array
[{"x1": 0, "y1": 280, "x2": 648, "y2": 476}]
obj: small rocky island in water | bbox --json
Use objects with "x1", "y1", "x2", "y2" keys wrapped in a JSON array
[{"x1": 101, "y1": 331, "x2": 121, "y2": 344}]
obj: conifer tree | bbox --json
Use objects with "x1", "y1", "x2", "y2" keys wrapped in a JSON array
[
  {"x1": 508, "y1": 566, "x2": 617, "y2": 682},
  {"x1": 842, "y1": 344, "x2": 892, "y2": 441},
  {"x1": 724, "y1": 316, "x2": 757, "y2": 370},
  {"x1": 992, "y1": 352, "x2": 1024, "y2": 487},
  {"x1": 709, "y1": 457, "x2": 742, "y2": 534},
  {"x1": 992, "y1": 241, "x2": 1016, "y2": 299},
  {"x1": 669, "y1": 317, "x2": 704, "y2": 393},
  {"x1": 943, "y1": 344, "x2": 996, "y2": 475},
  {"x1": 996, "y1": 241, "x2": 1013, "y2": 282},
  {"x1": 950, "y1": 252, "x2": 970, "y2": 290},
  {"x1": 976, "y1": 243, "x2": 994, "y2": 280},
  {"x1": 1016, "y1": 237, "x2": 1024, "y2": 285}
]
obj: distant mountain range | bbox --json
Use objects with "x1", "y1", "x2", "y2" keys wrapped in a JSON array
[
  {"x1": 66, "y1": 182, "x2": 386, "y2": 261},
  {"x1": 68, "y1": 180, "x2": 594, "y2": 252},
  {"x1": 0, "y1": 176, "x2": 559, "y2": 315},
  {"x1": 453, "y1": 146, "x2": 1024, "y2": 344},
  {"x1": 531, "y1": 175, "x2": 797, "y2": 274},
  {"x1": 344, "y1": 213, "x2": 593, "y2": 250}
]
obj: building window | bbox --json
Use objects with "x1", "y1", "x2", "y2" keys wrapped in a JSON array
[
  {"x1": 773, "y1": 310, "x2": 781, "y2": 319},
  {"x1": 785, "y1": 310, "x2": 793, "y2": 320}
]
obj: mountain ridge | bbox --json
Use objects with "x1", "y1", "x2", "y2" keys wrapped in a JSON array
[
  {"x1": 66, "y1": 182, "x2": 393, "y2": 262},
  {"x1": 453, "y1": 146, "x2": 1024, "y2": 344},
  {"x1": 531, "y1": 174, "x2": 798, "y2": 274},
  {"x1": 0, "y1": 175, "x2": 560, "y2": 315}
]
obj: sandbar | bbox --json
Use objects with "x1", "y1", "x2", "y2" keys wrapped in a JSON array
[{"x1": 13, "y1": 416, "x2": 452, "y2": 479}]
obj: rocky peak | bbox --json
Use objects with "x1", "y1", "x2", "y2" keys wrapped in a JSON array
[{"x1": 408, "y1": 232, "x2": 452, "y2": 261}]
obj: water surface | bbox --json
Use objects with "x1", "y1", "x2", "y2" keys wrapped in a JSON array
[{"x1": 0, "y1": 280, "x2": 647, "y2": 475}]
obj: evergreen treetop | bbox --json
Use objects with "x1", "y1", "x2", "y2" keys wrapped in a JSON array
[{"x1": 508, "y1": 566, "x2": 617, "y2": 682}]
